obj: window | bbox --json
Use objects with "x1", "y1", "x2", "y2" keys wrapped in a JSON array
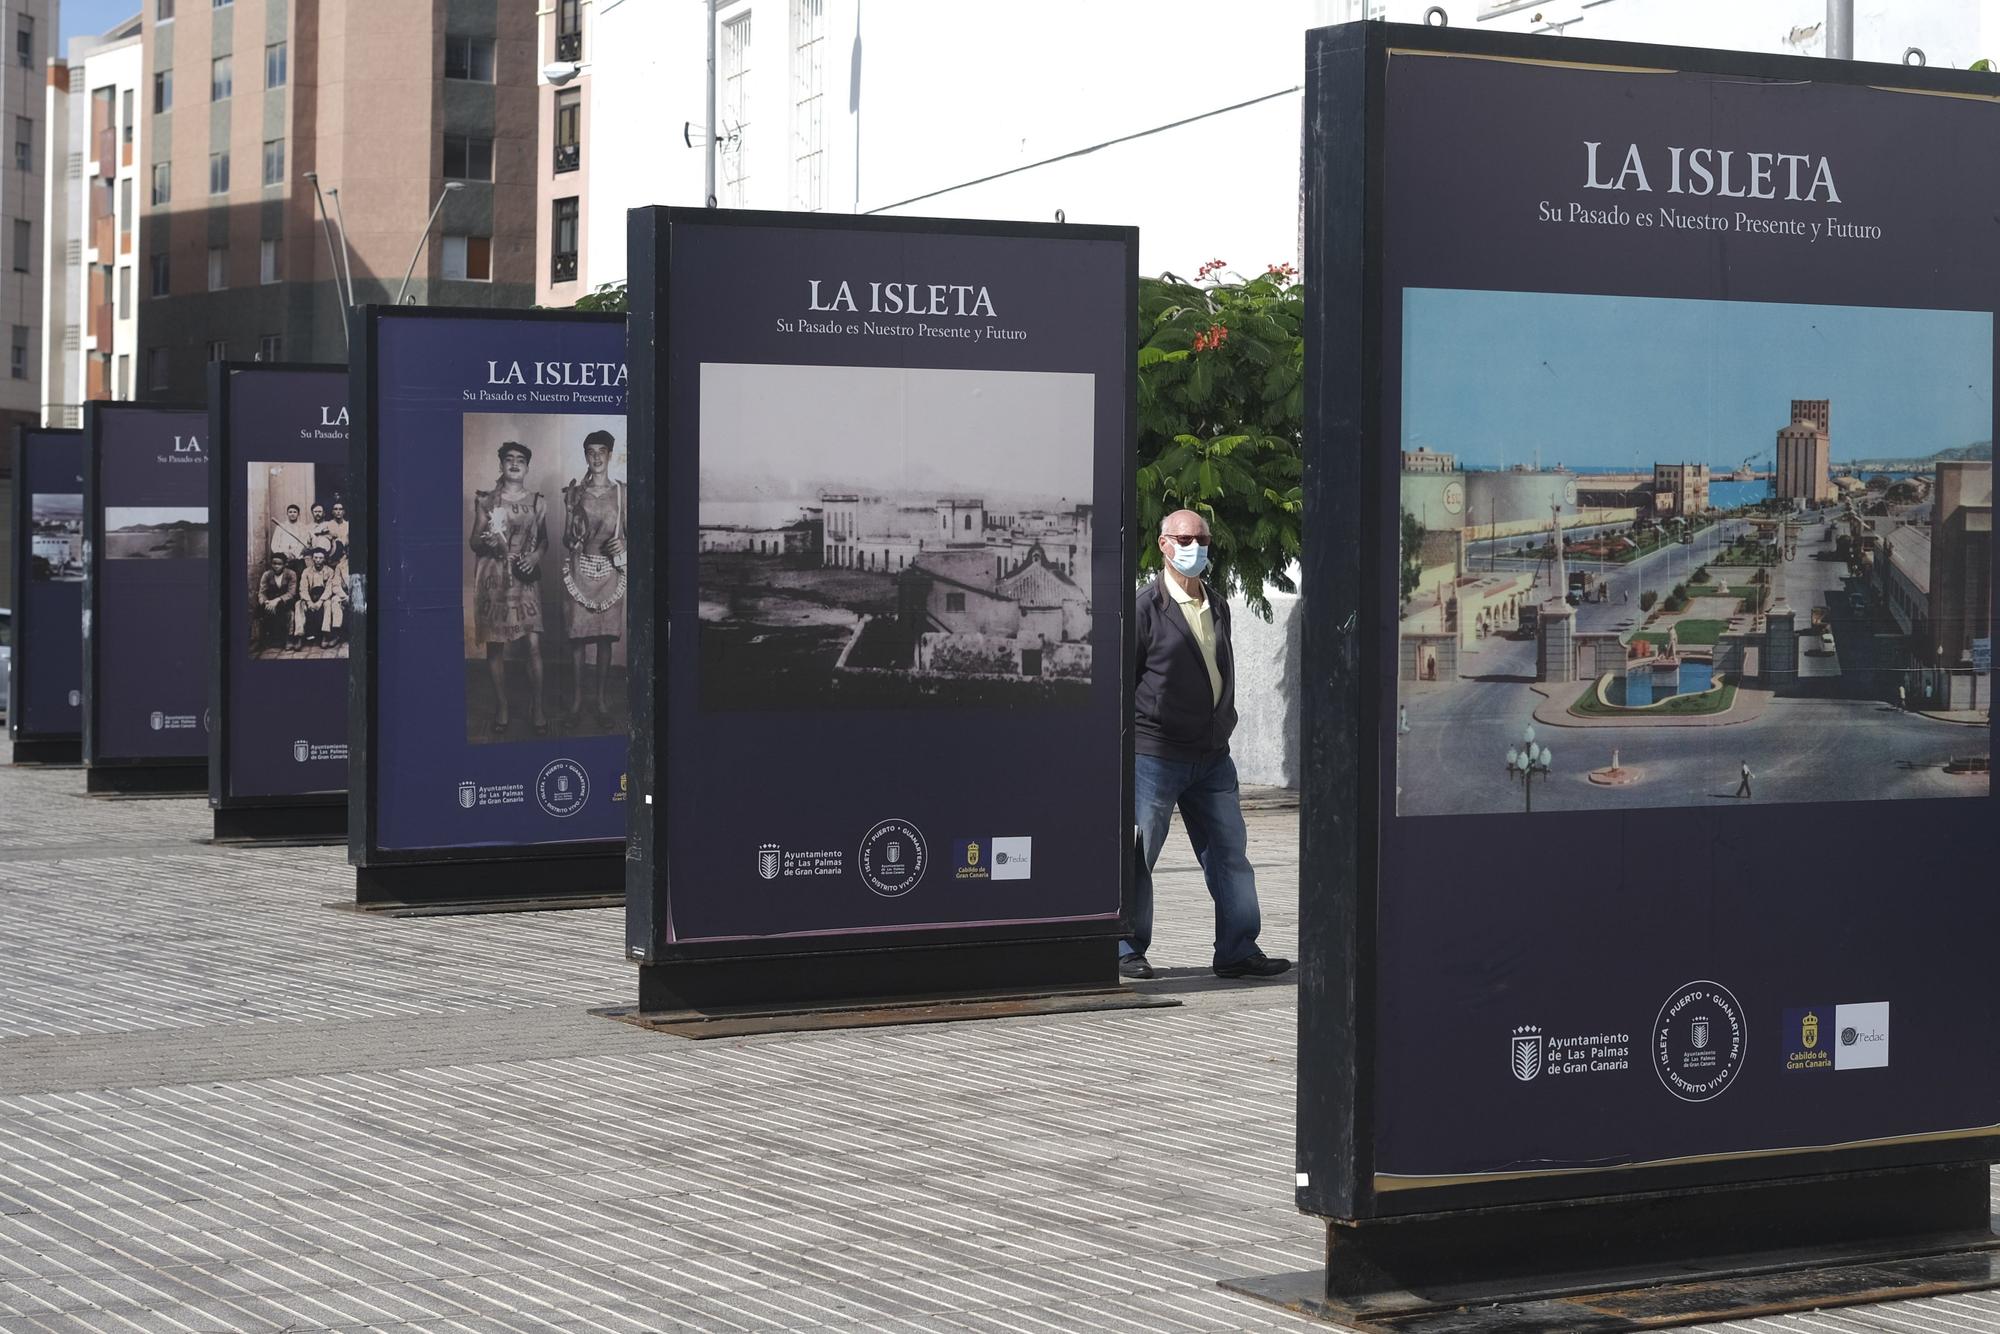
[
  {"x1": 207, "y1": 339, "x2": 227, "y2": 361},
  {"x1": 258, "y1": 334, "x2": 280, "y2": 362},
  {"x1": 117, "y1": 265, "x2": 131, "y2": 317},
  {"x1": 11, "y1": 326, "x2": 26, "y2": 379},
  {"x1": 551, "y1": 197, "x2": 578, "y2": 284},
  {"x1": 264, "y1": 41, "x2": 286, "y2": 87},
  {"x1": 441, "y1": 135, "x2": 492, "y2": 181},
  {"x1": 720, "y1": 13, "x2": 751, "y2": 204},
  {"x1": 158, "y1": 0, "x2": 175, "y2": 19},
  {"x1": 121, "y1": 90, "x2": 133, "y2": 144},
  {"x1": 119, "y1": 178, "x2": 132, "y2": 232},
  {"x1": 790, "y1": 0, "x2": 824, "y2": 210},
  {"x1": 556, "y1": 0, "x2": 581, "y2": 61},
  {"x1": 146, "y1": 347, "x2": 169, "y2": 391},
  {"x1": 207, "y1": 245, "x2": 226, "y2": 291},
  {"x1": 150, "y1": 162, "x2": 170, "y2": 204},
  {"x1": 153, "y1": 69, "x2": 172, "y2": 113},
  {"x1": 553, "y1": 89, "x2": 580, "y2": 172},
  {"x1": 10, "y1": 219, "x2": 27, "y2": 273},
  {"x1": 259, "y1": 238, "x2": 278, "y2": 284},
  {"x1": 117, "y1": 353, "x2": 130, "y2": 398},
  {"x1": 261, "y1": 139, "x2": 283, "y2": 186},
  {"x1": 16, "y1": 16, "x2": 31, "y2": 70},
  {"x1": 945, "y1": 592, "x2": 966, "y2": 612},
  {"x1": 13, "y1": 116, "x2": 29, "y2": 171},
  {"x1": 211, "y1": 55, "x2": 231, "y2": 101},
  {"x1": 149, "y1": 252, "x2": 169, "y2": 295},
  {"x1": 213, "y1": 0, "x2": 233, "y2": 7},
  {"x1": 443, "y1": 35, "x2": 493, "y2": 82},
  {"x1": 208, "y1": 150, "x2": 229, "y2": 194},
  {"x1": 440, "y1": 234, "x2": 491, "y2": 282}
]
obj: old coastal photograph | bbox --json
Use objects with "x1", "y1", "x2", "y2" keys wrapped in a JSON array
[
  {"x1": 460, "y1": 412, "x2": 628, "y2": 743},
  {"x1": 1395, "y1": 289, "x2": 1991, "y2": 816},
  {"x1": 28, "y1": 492, "x2": 84, "y2": 581},
  {"x1": 105, "y1": 506, "x2": 209, "y2": 560},
  {"x1": 698, "y1": 362, "x2": 1098, "y2": 709},
  {"x1": 248, "y1": 462, "x2": 353, "y2": 660}
]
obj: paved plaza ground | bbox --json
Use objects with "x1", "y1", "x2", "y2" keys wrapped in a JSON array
[{"x1": 2, "y1": 741, "x2": 1998, "y2": 1333}]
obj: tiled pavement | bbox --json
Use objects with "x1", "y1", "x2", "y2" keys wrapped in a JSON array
[{"x1": 1, "y1": 743, "x2": 1996, "y2": 1333}]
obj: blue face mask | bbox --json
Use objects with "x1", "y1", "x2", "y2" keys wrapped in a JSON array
[{"x1": 1167, "y1": 539, "x2": 1210, "y2": 578}]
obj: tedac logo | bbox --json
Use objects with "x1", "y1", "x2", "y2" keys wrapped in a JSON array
[
  {"x1": 1653, "y1": 980, "x2": 1746, "y2": 1102},
  {"x1": 859, "y1": 818, "x2": 927, "y2": 897},
  {"x1": 536, "y1": 758, "x2": 589, "y2": 817}
]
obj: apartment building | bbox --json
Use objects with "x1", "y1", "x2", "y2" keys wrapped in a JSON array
[
  {"x1": 535, "y1": 0, "x2": 586, "y2": 306},
  {"x1": 42, "y1": 14, "x2": 142, "y2": 427},
  {"x1": 0, "y1": 0, "x2": 53, "y2": 437},
  {"x1": 139, "y1": 0, "x2": 537, "y2": 399}
]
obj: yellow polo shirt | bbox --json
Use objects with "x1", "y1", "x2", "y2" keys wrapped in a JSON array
[{"x1": 1165, "y1": 574, "x2": 1223, "y2": 705}]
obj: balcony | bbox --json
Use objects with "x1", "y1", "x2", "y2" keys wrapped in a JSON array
[
  {"x1": 86, "y1": 354, "x2": 108, "y2": 400},
  {"x1": 89, "y1": 300, "x2": 111, "y2": 349},
  {"x1": 551, "y1": 250, "x2": 577, "y2": 284},
  {"x1": 553, "y1": 142, "x2": 579, "y2": 174},
  {"x1": 555, "y1": 31, "x2": 581, "y2": 61},
  {"x1": 93, "y1": 127, "x2": 115, "y2": 179},
  {"x1": 90, "y1": 213, "x2": 113, "y2": 258}
]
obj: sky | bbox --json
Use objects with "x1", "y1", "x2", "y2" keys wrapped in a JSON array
[
  {"x1": 60, "y1": 1, "x2": 137, "y2": 55},
  {"x1": 699, "y1": 363, "x2": 1095, "y2": 505},
  {"x1": 1402, "y1": 289, "x2": 1993, "y2": 470}
]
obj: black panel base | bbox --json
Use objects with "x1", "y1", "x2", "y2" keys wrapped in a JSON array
[
  {"x1": 638, "y1": 935, "x2": 1117, "y2": 1012},
  {"x1": 212, "y1": 803, "x2": 346, "y2": 845},
  {"x1": 601, "y1": 983, "x2": 1173, "y2": 1040},
  {"x1": 1222, "y1": 1164, "x2": 2000, "y2": 1332},
  {"x1": 350, "y1": 851, "x2": 623, "y2": 914},
  {"x1": 9, "y1": 737, "x2": 81, "y2": 766},
  {"x1": 84, "y1": 763, "x2": 206, "y2": 796}
]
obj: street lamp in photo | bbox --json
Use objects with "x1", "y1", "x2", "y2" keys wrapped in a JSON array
[
  {"x1": 1505, "y1": 725, "x2": 1552, "y2": 813},
  {"x1": 395, "y1": 180, "x2": 467, "y2": 307}
]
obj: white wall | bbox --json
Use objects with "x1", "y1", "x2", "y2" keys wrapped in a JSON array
[{"x1": 586, "y1": 0, "x2": 1314, "y2": 288}]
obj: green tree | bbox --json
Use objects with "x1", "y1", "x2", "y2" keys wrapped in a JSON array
[
  {"x1": 573, "y1": 281, "x2": 629, "y2": 313},
  {"x1": 1135, "y1": 261, "x2": 1304, "y2": 616},
  {"x1": 1399, "y1": 509, "x2": 1425, "y2": 611},
  {"x1": 1639, "y1": 590, "x2": 1658, "y2": 613}
]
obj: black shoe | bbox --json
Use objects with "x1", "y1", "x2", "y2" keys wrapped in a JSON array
[
  {"x1": 1213, "y1": 952, "x2": 1293, "y2": 979},
  {"x1": 1118, "y1": 954, "x2": 1156, "y2": 980}
]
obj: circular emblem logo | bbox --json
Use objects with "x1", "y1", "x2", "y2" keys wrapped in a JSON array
[
  {"x1": 1841, "y1": 1027, "x2": 1858, "y2": 1047},
  {"x1": 1442, "y1": 480, "x2": 1464, "y2": 515},
  {"x1": 1563, "y1": 480, "x2": 1579, "y2": 507},
  {"x1": 859, "y1": 818, "x2": 928, "y2": 898},
  {"x1": 1653, "y1": 980, "x2": 1746, "y2": 1102},
  {"x1": 536, "y1": 758, "x2": 589, "y2": 818}
]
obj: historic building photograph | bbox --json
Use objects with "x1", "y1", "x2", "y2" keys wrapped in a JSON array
[{"x1": 697, "y1": 362, "x2": 1098, "y2": 709}]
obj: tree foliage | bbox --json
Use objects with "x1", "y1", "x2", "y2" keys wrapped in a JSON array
[
  {"x1": 573, "y1": 281, "x2": 629, "y2": 313},
  {"x1": 1135, "y1": 261, "x2": 1304, "y2": 616}
]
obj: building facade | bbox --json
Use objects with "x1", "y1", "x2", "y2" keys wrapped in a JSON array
[
  {"x1": 137, "y1": 0, "x2": 537, "y2": 400},
  {"x1": 1651, "y1": 461, "x2": 1710, "y2": 517},
  {"x1": 535, "y1": 0, "x2": 587, "y2": 306},
  {"x1": 1929, "y1": 460, "x2": 1992, "y2": 681},
  {"x1": 0, "y1": 0, "x2": 55, "y2": 438},
  {"x1": 42, "y1": 15, "x2": 142, "y2": 427}
]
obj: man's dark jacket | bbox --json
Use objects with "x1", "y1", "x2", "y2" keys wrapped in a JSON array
[{"x1": 1133, "y1": 572, "x2": 1236, "y2": 761}]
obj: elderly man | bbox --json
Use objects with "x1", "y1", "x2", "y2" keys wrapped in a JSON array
[{"x1": 1122, "y1": 508, "x2": 1291, "y2": 981}]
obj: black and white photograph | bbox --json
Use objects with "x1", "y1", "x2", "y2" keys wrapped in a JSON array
[
  {"x1": 459, "y1": 412, "x2": 628, "y2": 743},
  {"x1": 698, "y1": 362, "x2": 1098, "y2": 710},
  {"x1": 28, "y1": 492, "x2": 84, "y2": 581},
  {"x1": 247, "y1": 461, "x2": 353, "y2": 660},
  {"x1": 104, "y1": 506, "x2": 209, "y2": 561}
]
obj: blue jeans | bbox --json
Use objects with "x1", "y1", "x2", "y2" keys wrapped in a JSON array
[{"x1": 1124, "y1": 752, "x2": 1262, "y2": 967}]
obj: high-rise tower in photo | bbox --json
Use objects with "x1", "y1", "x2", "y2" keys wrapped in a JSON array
[{"x1": 1775, "y1": 400, "x2": 1833, "y2": 503}]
